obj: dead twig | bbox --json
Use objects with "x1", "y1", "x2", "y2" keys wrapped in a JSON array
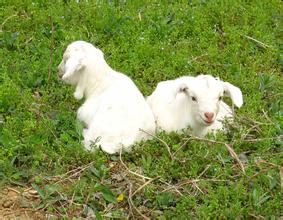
[
  {"x1": 240, "y1": 124, "x2": 261, "y2": 140},
  {"x1": 119, "y1": 149, "x2": 184, "y2": 197},
  {"x1": 197, "y1": 165, "x2": 211, "y2": 179},
  {"x1": 249, "y1": 167, "x2": 273, "y2": 180},
  {"x1": 52, "y1": 161, "x2": 95, "y2": 184},
  {"x1": 264, "y1": 92, "x2": 283, "y2": 99},
  {"x1": 159, "y1": 179, "x2": 183, "y2": 196},
  {"x1": 280, "y1": 167, "x2": 283, "y2": 191},
  {"x1": 165, "y1": 172, "x2": 212, "y2": 193},
  {"x1": 3, "y1": 208, "x2": 43, "y2": 215},
  {"x1": 188, "y1": 53, "x2": 208, "y2": 64},
  {"x1": 48, "y1": 15, "x2": 55, "y2": 83},
  {"x1": 172, "y1": 137, "x2": 192, "y2": 157},
  {"x1": 192, "y1": 181, "x2": 204, "y2": 194},
  {"x1": 23, "y1": 187, "x2": 33, "y2": 192},
  {"x1": 175, "y1": 179, "x2": 200, "y2": 188},
  {"x1": 140, "y1": 129, "x2": 174, "y2": 160},
  {"x1": 262, "y1": 109, "x2": 274, "y2": 124},
  {"x1": 248, "y1": 159, "x2": 280, "y2": 181},
  {"x1": 29, "y1": 106, "x2": 60, "y2": 141},
  {"x1": 242, "y1": 34, "x2": 271, "y2": 49},
  {"x1": 256, "y1": 159, "x2": 280, "y2": 168},
  {"x1": 128, "y1": 183, "x2": 150, "y2": 220},
  {"x1": 69, "y1": 190, "x2": 76, "y2": 209},
  {"x1": 119, "y1": 148, "x2": 152, "y2": 181},
  {"x1": 239, "y1": 116, "x2": 273, "y2": 126},
  {"x1": 183, "y1": 136, "x2": 246, "y2": 174},
  {"x1": 163, "y1": 177, "x2": 229, "y2": 195},
  {"x1": 132, "y1": 177, "x2": 159, "y2": 197},
  {"x1": 248, "y1": 213, "x2": 265, "y2": 219},
  {"x1": 224, "y1": 143, "x2": 245, "y2": 174},
  {"x1": 55, "y1": 190, "x2": 68, "y2": 215},
  {"x1": 24, "y1": 36, "x2": 33, "y2": 44},
  {"x1": 162, "y1": 179, "x2": 204, "y2": 195},
  {"x1": 6, "y1": 187, "x2": 20, "y2": 194},
  {"x1": 127, "y1": 188, "x2": 135, "y2": 220},
  {"x1": 241, "y1": 136, "x2": 282, "y2": 142},
  {"x1": 1, "y1": 13, "x2": 18, "y2": 32}
]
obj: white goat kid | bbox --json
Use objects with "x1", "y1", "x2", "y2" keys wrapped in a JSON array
[
  {"x1": 147, "y1": 75, "x2": 243, "y2": 137},
  {"x1": 58, "y1": 41, "x2": 156, "y2": 154}
]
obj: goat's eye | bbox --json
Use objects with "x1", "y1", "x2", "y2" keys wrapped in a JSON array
[
  {"x1": 219, "y1": 96, "x2": 223, "y2": 101},
  {"x1": 192, "y1": 96, "x2": 197, "y2": 102}
]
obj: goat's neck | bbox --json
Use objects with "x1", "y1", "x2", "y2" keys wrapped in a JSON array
[{"x1": 79, "y1": 59, "x2": 113, "y2": 99}]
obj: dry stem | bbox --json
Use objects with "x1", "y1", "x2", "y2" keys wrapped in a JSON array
[
  {"x1": 48, "y1": 15, "x2": 55, "y2": 83},
  {"x1": 119, "y1": 148, "x2": 152, "y2": 181},
  {"x1": 242, "y1": 34, "x2": 271, "y2": 49},
  {"x1": 140, "y1": 129, "x2": 174, "y2": 160},
  {"x1": 128, "y1": 183, "x2": 150, "y2": 220},
  {"x1": 1, "y1": 13, "x2": 18, "y2": 32},
  {"x1": 132, "y1": 177, "x2": 159, "y2": 197},
  {"x1": 183, "y1": 136, "x2": 246, "y2": 174}
]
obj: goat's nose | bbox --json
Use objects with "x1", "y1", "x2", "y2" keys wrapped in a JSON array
[{"x1": 204, "y1": 112, "x2": 214, "y2": 122}]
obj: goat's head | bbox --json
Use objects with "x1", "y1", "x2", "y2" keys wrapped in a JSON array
[
  {"x1": 58, "y1": 41, "x2": 103, "y2": 85},
  {"x1": 177, "y1": 75, "x2": 243, "y2": 126}
]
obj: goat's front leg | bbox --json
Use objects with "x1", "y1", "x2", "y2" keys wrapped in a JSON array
[
  {"x1": 74, "y1": 82, "x2": 84, "y2": 100},
  {"x1": 82, "y1": 128, "x2": 99, "y2": 152}
]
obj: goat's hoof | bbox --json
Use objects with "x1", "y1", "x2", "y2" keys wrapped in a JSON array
[{"x1": 74, "y1": 91, "x2": 83, "y2": 100}]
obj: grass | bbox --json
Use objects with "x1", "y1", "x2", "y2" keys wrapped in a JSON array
[{"x1": 0, "y1": 0, "x2": 282, "y2": 218}]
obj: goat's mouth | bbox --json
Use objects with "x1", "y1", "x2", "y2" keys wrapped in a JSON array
[
  {"x1": 204, "y1": 120, "x2": 214, "y2": 124},
  {"x1": 201, "y1": 118, "x2": 214, "y2": 125},
  {"x1": 58, "y1": 70, "x2": 66, "y2": 79},
  {"x1": 58, "y1": 65, "x2": 65, "y2": 79}
]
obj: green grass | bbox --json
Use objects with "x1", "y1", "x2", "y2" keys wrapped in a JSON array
[{"x1": 0, "y1": 0, "x2": 282, "y2": 218}]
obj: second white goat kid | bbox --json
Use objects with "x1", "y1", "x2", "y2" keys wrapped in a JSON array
[
  {"x1": 147, "y1": 75, "x2": 243, "y2": 136},
  {"x1": 58, "y1": 41, "x2": 156, "y2": 154}
]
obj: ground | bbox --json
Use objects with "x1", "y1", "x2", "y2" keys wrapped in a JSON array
[{"x1": 0, "y1": 0, "x2": 282, "y2": 219}]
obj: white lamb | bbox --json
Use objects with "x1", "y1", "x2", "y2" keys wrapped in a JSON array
[
  {"x1": 58, "y1": 41, "x2": 156, "y2": 154},
  {"x1": 147, "y1": 74, "x2": 243, "y2": 137}
]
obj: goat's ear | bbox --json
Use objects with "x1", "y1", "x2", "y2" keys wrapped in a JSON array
[
  {"x1": 223, "y1": 82, "x2": 243, "y2": 108},
  {"x1": 178, "y1": 83, "x2": 189, "y2": 93},
  {"x1": 62, "y1": 54, "x2": 85, "y2": 80}
]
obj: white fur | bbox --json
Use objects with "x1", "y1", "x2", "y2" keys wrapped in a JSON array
[
  {"x1": 58, "y1": 41, "x2": 156, "y2": 154},
  {"x1": 147, "y1": 75, "x2": 243, "y2": 136}
]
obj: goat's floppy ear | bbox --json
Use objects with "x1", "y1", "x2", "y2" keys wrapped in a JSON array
[
  {"x1": 223, "y1": 82, "x2": 243, "y2": 108},
  {"x1": 62, "y1": 53, "x2": 85, "y2": 80}
]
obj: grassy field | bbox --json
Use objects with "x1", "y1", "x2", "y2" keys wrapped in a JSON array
[{"x1": 0, "y1": 0, "x2": 282, "y2": 219}]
